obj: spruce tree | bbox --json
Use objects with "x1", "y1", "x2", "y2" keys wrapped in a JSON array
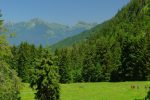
[
  {"x1": 57, "y1": 48, "x2": 72, "y2": 83},
  {"x1": 30, "y1": 48, "x2": 60, "y2": 100},
  {"x1": 17, "y1": 43, "x2": 29, "y2": 82}
]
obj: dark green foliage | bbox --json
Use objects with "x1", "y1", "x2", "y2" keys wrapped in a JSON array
[
  {"x1": 10, "y1": 42, "x2": 38, "y2": 82},
  {"x1": 9, "y1": 42, "x2": 43, "y2": 83},
  {"x1": 56, "y1": 48, "x2": 73, "y2": 83},
  {"x1": 17, "y1": 42, "x2": 30, "y2": 82},
  {"x1": 82, "y1": 49, "x2": 97, "y2": 82},
  {"x1": 116, "y1": 36, "x2": 146, "y2": 81},
  {"x1": 145, "y1": 87, "x2": 150, "y2": 100},
  {"x1": 143, "y1": 26, "x2": 150, "y2": 80},
  {"x1": 30, "y1": 48, "x2": 60, "y2": 100}
]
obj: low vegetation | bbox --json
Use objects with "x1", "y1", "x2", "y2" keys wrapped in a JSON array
[{"x1": 21, "y1": 82, "x2": 149, "y2": 100}]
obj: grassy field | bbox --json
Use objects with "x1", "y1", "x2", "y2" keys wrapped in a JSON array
[{"x1": 20, "y1": 82, "x2": 150, "y2": 100}]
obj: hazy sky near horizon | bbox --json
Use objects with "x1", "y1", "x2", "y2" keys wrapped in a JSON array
[{"x1": 0, "y1": 0, "x2": 130, "y2": 25}]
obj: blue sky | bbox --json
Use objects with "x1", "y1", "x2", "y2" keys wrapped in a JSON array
[{"x1": 0, "y1": 0, "x2": 130, "y2": 25}]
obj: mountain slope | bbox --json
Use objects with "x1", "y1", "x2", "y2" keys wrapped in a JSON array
[
  {"x1": 54, "y1": 0, "x2": 150, "y2": 83},
  {"x1": 52, "y1": 0, "x2": 150, "y2": 50},
  {"x1": 5, "y1": 19, "x2": 97, "y2": 46},
  {"x1": 51, "y1": 21, "x2": 108, "y2": 49}
]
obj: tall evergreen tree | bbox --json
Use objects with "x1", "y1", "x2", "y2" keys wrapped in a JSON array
[
  {"x1": 17, "y1": 43, "x2": 30, "y2": 82},
  {"x1": 30, "y1": 48, "x2": 60, "y2": 100},
  {"x1": 57, "y1": 48, "x2": 72, "y2": 83},
  {"x1": 0, "y1": 13, "x2": 21, "y2": 100},
  {"x1": 82, "y1": 47, "x2": 97, "y2": 82}
]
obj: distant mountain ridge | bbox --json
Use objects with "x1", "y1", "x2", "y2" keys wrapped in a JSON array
[{"x1": 5, "y1": 18, "x2": 97, "y2": 46}]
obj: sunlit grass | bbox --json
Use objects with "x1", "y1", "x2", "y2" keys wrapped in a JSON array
[
  {"x1": 20, "y1": 83, "x2": 35, "y2": 100},
  {"x1": 21, "y1": 81, "x2": 149, "y2": 100}
]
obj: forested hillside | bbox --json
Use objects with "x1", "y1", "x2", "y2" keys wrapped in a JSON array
[
  {"x1": 53, "y1": 0, "x2": 150, "y2": 83},
  {"x1": 52, "y1": 0, "x2": 150, "y2": 49}
]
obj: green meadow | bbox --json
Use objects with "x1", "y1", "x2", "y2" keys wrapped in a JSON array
[{"x1": 21, "y1": 81, "x2": 150, "y2": 100}]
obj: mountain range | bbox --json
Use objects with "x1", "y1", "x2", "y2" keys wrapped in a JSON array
[{"x1": 5, "y1": 18, "x2": 97, "y2": 46}]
